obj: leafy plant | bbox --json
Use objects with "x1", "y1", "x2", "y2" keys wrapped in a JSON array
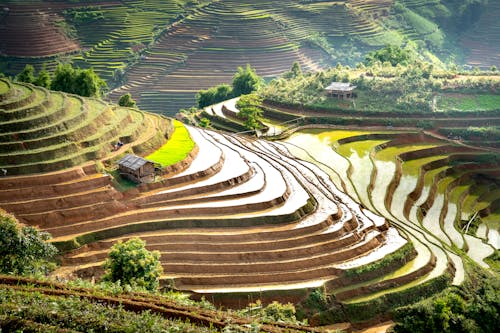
[
  {"x1": 102, "y1": 237, "x2": 163, "y2": 291},
  {"x1": 118, "y1": 93, "x2": 137, "y2": 108},
  {"x1": 236, "y1": 94, "x2": 264, "y2": 130},
  {"x1": 0, "y1": 210, "x2": 58, "y2": 276},
  {"x1": 232, "y1": 64, "x2": 263, "y2": 96}
]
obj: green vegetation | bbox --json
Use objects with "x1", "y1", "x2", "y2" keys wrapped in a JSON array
[
  {"x1": 103, "y1": 238, "x2": 163, "y2": 292},
  {"x1": 51, "y1": 63, "x2": 107, "y2": 98},
  {"x1": 118, "y1": 92, "x2": 137, "y2": 108},
  {"x1": 261, "y1": 60, "x2": 499, "y2": 114},
  {"x1": 146, "y1": 120, "x2": 194, "y2": 167},
  {"x1": 0, "y1": 287, "x2": 217, "y2": 333},
  {"x1": 344, "y1": 242, "x2": 414, "y2": 278},
  {"x1": 15, "y1": 64, "x2": 36, "y2": 84},
  {"x1": 232, "y1": 64, "x2": 263, "y2": 97},
  {"x1": 242, "y1": 300, "x2": 301, "y2": 325},
  {"x1": 196, "y1": 64, "x2": 262, "y2": 108},
  {"x1": 0, "y1": 210, "x2": 57, "y2": 276},
  {"x1": 437, "y1": 94, "x2": 500, "y2": 111},
  {"x1": 364, "y1": 45, "x2": 412, "y2": 67},
  {"x1": 393, "y1": 268, "x2": 499, "y2": 333},
  {"x1": 236, "y1": 94, "x2": 264, "y2": 130}
]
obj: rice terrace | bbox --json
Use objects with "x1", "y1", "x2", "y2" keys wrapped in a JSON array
[{"x1": 0, "y1": 1, "x2": 499, "y2": 332}]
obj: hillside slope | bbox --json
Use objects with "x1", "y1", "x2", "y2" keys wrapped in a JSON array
[{"x1": 1, "y1": 0, "x2": 498, "y2": 115}]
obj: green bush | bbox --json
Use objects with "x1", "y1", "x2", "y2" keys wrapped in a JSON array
[
  {"x1": 232, "y1": 64, "x2": 263, "y2": 96},
  {"x1": 102, "y1": 237, "x2": 163, "y2": 291},
  {"x1": 0, "y1": 210, "x2": 58, "y2": 276},
  {"x1": 118, "y1": 93, "x2": 137, "y2": 108},
  {"x1": 236, "y1": 94, "x2": 264, "y2": 130},
  {"x1": 393, "y1": 271, "x2": 500, "y2": 333},
  {"x1": 51, "y1": 63, "x2": 107, "y2": 98}
]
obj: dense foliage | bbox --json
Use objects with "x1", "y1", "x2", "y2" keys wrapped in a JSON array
[
  {"x1": 51, "y1": 63, "x2": 107, "y2": 97},
  {"x1": 232, "y1": 64, "x2": 263, "y2": 96},
  {"x1": 236, "y1": 94, "x2": 264, "y2": 130},
  {"x1": 196, "y1": 65, "x2": 262, "y2": 108},
  {"x1": 261, "y1": 59, "x2": 499, "y2": 113},
  {"x1": 0, "y1": 210, "x2": 57, "y2": 276},
  {"x1": 0, "y1": 287, "x2": 218, "y2": 333},
  {"x1": 364, "y1": 45, "x2": 412, "y2": 67},
  {"x1": 393, "y1": 270, "x2": 499, "y2": 333},
  {"x1": 118, "y1": 92, "x2": 137, "y2": 108},
  {"x1": 15, "y1": 64, "x2": 36, "y2": 84},
  {"x1": 102, "y1": 238, "x2": 163, "y2": 291}
]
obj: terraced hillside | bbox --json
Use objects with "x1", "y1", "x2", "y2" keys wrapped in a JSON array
[
  {"x1": 0, "y1": 274, "x2": 315, "y2": 333},
  {"x1": 0, "y1": 78, "x2": 172, "y2": 175},
  {"x1": 3, "y1": 0, "x2": 498, "y2": 116},
  {"x1": 200, "y1": 97, "x2": 499, "y2": 321},
  {"x1": 0, "y1": 81, "x2": 438, "y2": 325}
]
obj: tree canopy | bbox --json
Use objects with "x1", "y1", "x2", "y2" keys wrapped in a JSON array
[
  {"x1": 102, "y1": 237, "x2": 163, "y2": 291},
  {"x1": 196, "y1": 65, "x2": 262, "y2": 108},
  {"x1": 0, "y1": 210, "x2": 58, "y2": 276},
  {"x1": 196, "y1": 83, "x2": 233, "y2": 108},
  {"x1": 34, "y1": 66, "x2": 52, "y2": 88},
  {"x1": 236, "y1": 94, "x2": 263, "y2": 130},
  {"x1": 232, "y1": 64, "x2": 263, "y2": 96},
  {"x1": 51, "y1": 64, "x2": 107, "y2": 97},
  {"x1": 16, "y1": 65, "x2": 36, "y2": 84},
  {"x1": 364, "y1": 45, "x2": 412, "y2": 67},
  {"x1": 118, "y1": 93, "x2": 137, "y2": 108}
]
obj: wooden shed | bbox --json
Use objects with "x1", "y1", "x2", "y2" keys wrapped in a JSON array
[
  {"x1": 325, "y1": 82, "x2": 357, "y2": 99},
  {"x1": 118, "y1": 154, "x2": 156, "y2": 184}
]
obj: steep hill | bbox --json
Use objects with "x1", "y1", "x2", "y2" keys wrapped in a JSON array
[
  {"x1": 0, "y1": 78, "x2": 172, "y2": 175},
  {"x1": 1, "y1": 0, "x2": 499, "y2": 115},
  {"x1": 0, "y1": 80, "x2": 439, "y2": 326}
]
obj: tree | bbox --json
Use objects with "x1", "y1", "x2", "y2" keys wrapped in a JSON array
[
  {"x1": 102, "y1": 237, "x2": 163, "y2": 291},
  {"x1": 232, "y1": 64, "x2": 262, "y2": 96},
  {"x1": 118, "y1": 93, "x2": 137, "y2": 108},
  {"x1": 283, "y1": 61, "x2": 303, "y2": 79},
  {"x1": 73, "y1": 68, "x2": 107, "y2": 97},
  {"x1": 34, "y1": 66, "x2": 52, "y2": 88},
  {"x1": 364, "y1": 45, "x2": 412, "y2": 67},
  {"x1": 16, "y1": 64, "x2": 36, "y2": 84},
  {"x1": 196, "y1": 83, "x2": 233, "y2": 108},
  {"x1": 51, "y1": 64, "x2": 107, "y2": 97},
  {"x1": 0, "y1": 210, "x2": 58, "y2": 276},
  {"x1": 236, "y1": 94, "x2": 263, "y2": 130},
  {"x1": 51, "y1": 64, "x2": 76, "y2": 93}
]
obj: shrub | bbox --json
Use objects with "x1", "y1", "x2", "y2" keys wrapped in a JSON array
[
  {"x1": 102, "y1": 237, "x2": 163, "y2": 291},
  {"x1": 364, "y1": 45, "x2": 412, "y2": 67},
  {"x1": 51, "y1": 64, "x2": 107, "y2": 97},
  {"x1": 232, "y1": 64, "x2": 263, "y2": 96},
  {"x1": 118, "y1": 93, "x2": 137, "y2": 108},
  {"x1": 0, "y1": 210, "x2": 57, "y2": 276},
  {"x1": 34, "y1": 66, "x2": 51, "y2": 88},
  {"x1": 16, "y1": 65, "x2": 35, "y2": 84},
  {"x1": 236, "y1": 94, "x2": 263, "y2": 130},
  {"x1": 393, "y1": 269, "x2": 500, "y2": 333}
]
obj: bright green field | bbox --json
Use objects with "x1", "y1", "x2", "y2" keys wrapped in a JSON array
[
  {"x1": 437, "y1": 94, "x2": 500, "y2": 111},
  {"x1": 146, "y1": 120, "x2": 194, "y2": 167}
]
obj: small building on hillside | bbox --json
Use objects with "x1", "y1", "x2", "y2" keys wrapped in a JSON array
[
  {"x1": 325, "y1": 82, "x2": 357, "y2": 99},
  {"x1": 118, "y1": 154, "x2": 156, "y2": 184}
]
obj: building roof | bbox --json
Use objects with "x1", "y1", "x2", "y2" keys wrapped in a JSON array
[
  {"x1": 325, "y1": 82, "x2": 357, "y2": 91},
  {"x1": 118, "y1": 154, "x2": 153, "y2": 171}
]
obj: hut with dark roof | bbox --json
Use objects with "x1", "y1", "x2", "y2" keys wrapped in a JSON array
[
  {"x1": 325, "y1": 82, "x2": 357, "y2": 99},
  {"x1": 118, "y1": 154, "x2": 156, "y2": 183}
]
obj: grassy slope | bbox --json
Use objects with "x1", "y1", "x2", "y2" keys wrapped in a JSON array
[{"x1": 146, "y1": 120, "x2": 195, "y2": 167}]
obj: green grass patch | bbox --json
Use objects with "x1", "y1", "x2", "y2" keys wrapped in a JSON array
[
  {"x1": 437, "y1": 94, "x2": 500, "y2": 111},
  {"x1": 108, "y1": 168, "x2": 138, "y2": 192},
  {"x1": 146, "y1": 120, "x2": 194, "y2": 167}
]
